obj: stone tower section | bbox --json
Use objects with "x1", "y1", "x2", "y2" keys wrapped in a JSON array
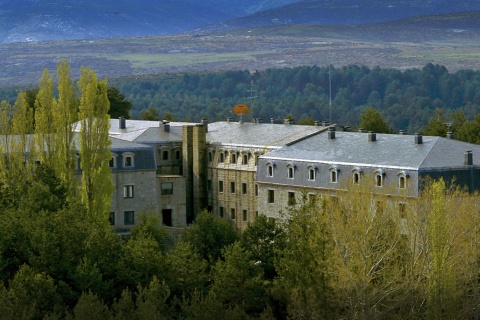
[{"x1": 182, "y1": 124, "x2": 207, "y2": 223}]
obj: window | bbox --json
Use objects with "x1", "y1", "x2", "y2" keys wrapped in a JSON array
[
  {"x1": 230, "y1": 182, "x2": 236, "y2": 194},
  {"x1": 219, "y1": 180, "x2": 224, "y2": 193},
  {"x1": 243, "y1": 210, "x2": 248, "y2": 222},
  {"x1": 231, "y1": 208, "x2": 236, "y2": 220},
  {"x1": 219, "y1": 152, "x2": 224, "y2": 163},
  {"x1": 161, "y1": 182, "x2": 173, "y2": 195},
  {"x1": 255, "y1": 184, "x2": 258, "y2": 196},
  {"x1": 219, "y1": 206, "x2": 224, "y2": 218},
  {"x1": 109, "y1": 154, "x2": 117, "y2": 168},
  {"x1": 287, "y1": 166, "x2": 294, "y2": 179},
  {"x1": 309, "y1": 168, "x2": 315, "y2": 181},
  {"x1": 399, "y1": 176, "x2": 406, "y2": 189},
  {"x1": 331, "y1": 170, "x2": 337, "y2": 183},
  {"x1": 123, "y1": 152, "x2": 135, "y2": 167},
  {"x1": 109, "y1": 212, "x2": 115, "y2": 226},
  {"x1": 230, "y1": 152, "x2": 236, "y2": 164},
  {"x1": 329, "y1": 165, "x2": 339, "y2": 183},
  {"x1": 397, "y1": 171, "x2": 409, "y2": 189},
  {"x1": 208, "y1": 152, "x2": 213, "y2": 162},
  {"x1": 242, "y1": 154, "x2": 248, "y2": 165},
  {"x1": 353, "y1": 172, "x2": 360, "y2": 184},
  {"x1": 124, "y1": 211, "x2": 134, "y2": 225},
  {"x1": 162, "y1": 150, "x2": 169, "y2": 161},
  {"x1": 242, "y1": 182, "x2": 247, "y2": 195},
  {"x1": 267, "y1": 165, "x2": 273, "y2": 177},
  {"x1": 207, "y1": 179, "x2": 212, "y2": 191},
  {"x1": 162, "y1": 209, "x2": 172, "y2": 227},
  {"x1": 175, "y1": 150, "x2": 181, "y2": 160},
  {"x1": 123, "y1": 185, "x2": 134, "y2": 198},
  {"x1": 268, "y1": 189, "x2": 275, "y2": 203},
  {"x1": 255, "y1": 155, "x2": 259, "y2": 166},
  {"x1": 288, "y1": 191, "x2": 296, "y2": 206}
]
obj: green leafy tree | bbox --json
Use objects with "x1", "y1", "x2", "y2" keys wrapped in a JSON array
[
  {"x1": 34, "y1": 68, "x2": 56, "y2": 164},
  {"x1": 140, "y1": 105, "x2": 160, "y2": 120},
  {"x1": 359, "y1": 106, "x2": 392, "y2": 133},
  {"x1": 210, "y1": 242, "x2": 267, "y2": 315},
  {"x1": 73, "y1": 291, "x2": 111, "y2": 320},
  {"x1": 77, "y1": 67, "x2": 113, "y2": 219},
  {"x1": 182, "y1": 210, "x2": 238, "y2": 264},
  {"x1": 108, "y1": 86, "x2": 132, "y2": 119}
]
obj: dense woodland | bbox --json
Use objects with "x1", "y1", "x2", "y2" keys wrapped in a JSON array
[{"x1": 108, "y1": 64, "x2": 480, "y2": 133}]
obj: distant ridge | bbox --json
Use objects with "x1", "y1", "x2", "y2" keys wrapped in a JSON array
[{"x1": 199, "y1": 0, "x2": 480, "y2": 32}]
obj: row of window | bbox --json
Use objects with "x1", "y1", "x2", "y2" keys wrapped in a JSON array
[
  {"x1": 160, "y1": 149, "x2": 181, "y2": 161},
  {"x1": 217, "y1": 181, "x2": 258, "y2": 195},
  {"x1": 266, "y1": 189, "x2": 296, "y2": 206},
  {"x1": 122, "y1": 182, "x2": 173, "y2": 198},
  {"x1": 109, "y1": 153, "x2": 135, "y2": 168},
  {"x1": 211, "y1": 151, "x2": 259, "y2": 166},
  {"x1": 266, "y1": 164, "x2": 408, "y2": 188},
  {"x1": 218, "y1": 207, "x2": 257, "y2": 222}
]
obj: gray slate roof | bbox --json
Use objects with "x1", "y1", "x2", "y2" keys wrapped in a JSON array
[
  {"x1": 207, "y1": 121, "x2": 326, "y2": 148},
  {"x1": 263, "y1": 131, "x2": 480, "y2": 170}
]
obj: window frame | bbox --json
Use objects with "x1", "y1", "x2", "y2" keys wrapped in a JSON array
[
  {"x1": 161, "y1": 182, "x2": 173, "y2": 195},
  {"x1": 124, "y1": 211, "x2": 135, "y2": 225},
  {"x1": 219, "y1": 180, "x2": 224, "y2": 193},
  {"x1": 122, "y1": 152, "x2": 135, "y2": 168},
  {"x1": 123, "y1": 185, "x2": 134, "y2": 198},
  {"x1": 268, "y1": 189, "x2": 275, "y2": 203},
  {"x1": 329, "y1": 165, "x2": 339, "y2": 183}
]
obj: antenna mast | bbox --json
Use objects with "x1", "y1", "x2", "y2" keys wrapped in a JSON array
[{"x1": 329, "y1": 65, "x2": 332, "y2": 124}]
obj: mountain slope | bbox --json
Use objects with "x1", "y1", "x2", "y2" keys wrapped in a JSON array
[
  {"x1": 200, "y1": 0, "x2": 480, "y2": 32},
  {"x1": 0, "y1": 0, "x2": 303, "y2": 43}
]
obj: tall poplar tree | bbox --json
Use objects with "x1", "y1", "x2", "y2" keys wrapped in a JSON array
[
  {"x1": 77, "y1": 67, "x2": 113, "y2": 219},
  {"x1": 34, "y1": 69, "x2": 56, "y2": 165},
  {"x1": 52, "y1": 60, "x2": 78, "y2": 193}
]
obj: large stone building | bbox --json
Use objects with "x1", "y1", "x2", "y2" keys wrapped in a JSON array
[{"x1": 103, "y1": 118, "x2": 480, "y2": 232}]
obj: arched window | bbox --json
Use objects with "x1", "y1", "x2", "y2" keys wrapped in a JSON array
[
  {"x1": 329, "y1": 165, "x2": 339, "y2": 183},
  {"x1": 374, "y1": 169, "x2": 385, "y2": 187},
  {"x1": 219, "y1": 152, "x2": 224, "y2": 163},
  {"x1": 230, "y1": 152, "x2": 236, "y2": 164},
  {"x1": 351, "y1": 167, "x2": 362, "y2": 184},
  {"x1": 286, "y1": 163, "x2": 296, "y2": 179},
  {"x1": 307, "y1": 164, "x2": 317, "y2": 181},
  {"x1": 397, "y1": 171, "x2": 409, "y2": 189},
  {"x1": 266, "y1": 161, "x2": 275, "y2": 177},
  {"x1": 122, "y1": 152, "x2": 135, "y2": 168}
]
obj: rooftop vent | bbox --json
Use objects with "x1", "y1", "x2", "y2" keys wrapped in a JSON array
[
  {"x1": 465, "y1": 150, "x2": 473, "y2": 165},
  {"x1": 119, "y1": 117, "x2": 126, "y2": 129},
  {"x1": 163, "y1": 120, "x2": 170, "y2": 133},
  {"x1": 368, "y1": 132, "x2": 376, "y2": 142},
  {"x1": 446, "y1": 132, "x2": 454, "y2": 140},
  {"x1": 328, "y1": 126, "x2": 336, "y2": 140},
  {"x1": 414, "y1": 133, "x2": 423, "y2": 145}
]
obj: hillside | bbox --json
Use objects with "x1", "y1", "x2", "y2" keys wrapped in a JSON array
[
  {"x1": 200, "y1": 0, "x2": 480, "y2": 32},
  {"x1": 0, "y1": 0, "x2": 301, "y2": 43}
]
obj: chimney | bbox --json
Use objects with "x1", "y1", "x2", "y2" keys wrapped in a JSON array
[
  {"x1": 119, "y1": 117, "x2": 126, "y2": 129},
  {"x1": 399, "y1": 130, "x2": 406, "y2": 135},
  {"x1": 328, "y1": 126, "x2": 336, "y2": 140},
  {"x1": 414, "y1": 133, "x2": 423, "y2": 145},
  {"x1": 446, "y1": 132, "x2": 454, "y2": 140},
  {"x1": 368, "y1": 132, "x2": 376, "y2": 142},
  {"x1": 227, "y1": 117, "x2": 232, "y2": 123},
  {"x1": 163, "y1": 120, "x2": 170, "y2": 133},
  {"x1": 314, "y1": 121, "x2": 319, "y2": 127},
  {"x1": 201, "y1": 118, "x2": 208, "y2": 132},
  {"x1": 271, "y1": 118, "x2": 274, "y2": 124},
  {"x1": 465, "y1": 150, "x2": 473, "y2": 166}
]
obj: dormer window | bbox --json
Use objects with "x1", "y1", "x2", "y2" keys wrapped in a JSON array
[
  {"x1": 122, "y1": 152, "x2": 135, "y2": 168},
  {"x1": 230, "y1": 152, "x2": 236, "y2": 164},
  {"x1": 351, "y1": 167, "x2": 362, "y2": 185},
  {"x1": 266, "y1": 161, "x2": 275, "y2": 177},
  {"x1": 286, "y1": 163, "x2": 296, "y2": 179},
  {"x1": 242, "y1": 153, "x2": 249, "y2": 165},
  {"x1": 109, "y1": 153, "x2": 118, "y2": 168},
  {"x1": 307, "y1": 164, "x2": 317, "y2": 181},
  {"x1": 374, "y1": 169, "x2": 385, "y2": 187},
  {"x1": 329, "y1": 165, "x2": 339, "y2": 183},
  {"x1": 397, "y1": 171, "x2": 409, "y2": 189}
]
